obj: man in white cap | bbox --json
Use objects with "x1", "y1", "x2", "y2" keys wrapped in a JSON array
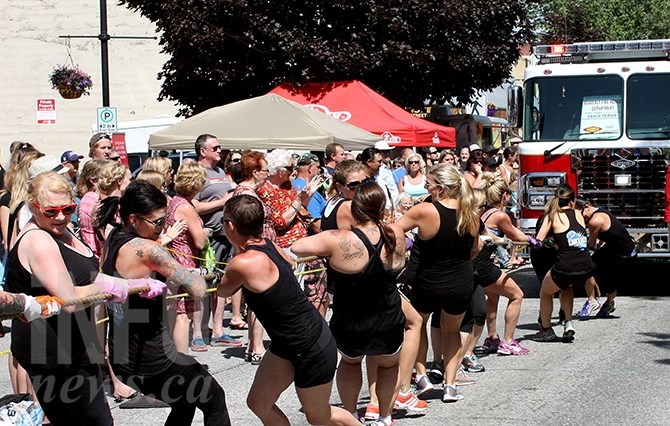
[
  {"x1": 369, "y1": 142, "x2": 399, "y2": 212},
  {"x1": 29, "y1": 155, "x2": 70, "y2": 180}
]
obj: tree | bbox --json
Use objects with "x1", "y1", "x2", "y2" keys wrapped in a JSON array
[
  {"x1": 532, "y1": 0, "x2": 670, "y2": 45},
  {"x1": 120, "y1": 0, "x2": 532, "y2": 116}
]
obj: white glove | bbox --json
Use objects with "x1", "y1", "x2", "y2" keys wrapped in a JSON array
[
  {"x1": 480, "y1": 235, "x2": 494, "y2": 246},
  {"x1": 20, "y1": 294, "x2": 62, "y2": 322}
]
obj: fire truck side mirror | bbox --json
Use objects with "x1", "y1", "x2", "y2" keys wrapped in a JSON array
[{"x1": 507, "y1": 85, "x2": 523, "y2": 128}]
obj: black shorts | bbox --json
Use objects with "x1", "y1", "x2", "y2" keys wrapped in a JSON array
[
  {"x1": 474, "y1": 262, "x2": 502, "y2": 288},
  {"x1": 410, "y1": 278, "x2": 473, "y2": 316},
  {"x1": 550, "y1": 267, "x2": 593, "y2": 290},
  {"x1": 270, "y1": 322, "x2": 338, "y2": 389}
]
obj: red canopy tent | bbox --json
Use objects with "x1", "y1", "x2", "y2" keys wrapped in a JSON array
[{"x1": 270, "y1": 80, "x2": 456, "y2": 148}]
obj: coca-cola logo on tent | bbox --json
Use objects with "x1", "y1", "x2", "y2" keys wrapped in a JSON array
[{"x1": 304, "y1": 104, "x2": 352, "y2": 122}]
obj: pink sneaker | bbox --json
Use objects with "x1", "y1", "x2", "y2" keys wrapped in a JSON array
[{"x1": 497, "y1": 339, "x2": 529, "y2": 355}]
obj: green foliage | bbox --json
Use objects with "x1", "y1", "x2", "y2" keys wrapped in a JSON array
[
  {"x1": 120, "y1": 0, "x2": 531, "y2": 116},
  {"x1": 532, "y1": 0, "x2": 670, "y2": 45}
]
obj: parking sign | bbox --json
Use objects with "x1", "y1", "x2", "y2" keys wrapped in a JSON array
[{"x1": 97, "y1": 107, "x2": 117, "y2": 133}]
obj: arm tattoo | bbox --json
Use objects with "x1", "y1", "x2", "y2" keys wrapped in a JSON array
[{"x1": 0, "y1": 292, "x2": 26, "y2": 316}]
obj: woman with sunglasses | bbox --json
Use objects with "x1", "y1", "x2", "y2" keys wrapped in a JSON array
[
  {"x1": 463, "y1": 154, "x2": 484, "y2": 187},
  {"x1": 473, "y1": 173, "x2": 531, "y2": 356},
  {"x1": 397, "y1": 163, "x2": 482, "y2": 402},
  {"x1": 96, "y1": 180, "x2": 231, "y2": 425},
  {"x1": 224, "y1": 151, "x2": 276, "y2": 363},
  {"x1": 257, "y1": 149, "x2": 322, "y2": 250},
  {"x1": 7, "y1": 172, "x2": 164, "y2": 425},
  {"x1": 217, "y1": 194, "x2": 360, "y2": 426},
  {"x1": 397, "y1": 153, "x2": 428, "y2": 200},
  {"x1": 222, "y1": 149, "x2": 243, "y2": 187}
]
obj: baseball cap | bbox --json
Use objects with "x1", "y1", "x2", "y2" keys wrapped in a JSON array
[
  {"x1": 374, "y1": 140, "x2": 393, "y2": 150},
  {"x1": 297, "y1": 153, "x2": 320, "y2": 166},
  {"x1": 89, "y1": 132, "x2": 111, "y2": 148},
  {"x1": 60, "y1": 150, "x2": 84, "y2": 163},
  {"x1": 29, "y1": 155, "x2": 70, "y2": 179},
  {"x1": 469, "y1": 143, "x2": 482, "y2": 152}
]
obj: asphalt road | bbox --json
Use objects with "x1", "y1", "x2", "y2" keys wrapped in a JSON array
[{"x1": 1, "y1": 264, "x2": 669, "y2": 425}]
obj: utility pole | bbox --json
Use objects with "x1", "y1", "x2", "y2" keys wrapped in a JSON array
[{"x1": 60, "y1": 0, "x2": 157, "y2": 107}]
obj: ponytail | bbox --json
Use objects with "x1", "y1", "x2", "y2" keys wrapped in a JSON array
[
  {"x1": 94, "y1": 196, "x2": 121, "y2": 230},
  {"x1": 351, "y1": 181, "x2": 397, "y2": 262}
]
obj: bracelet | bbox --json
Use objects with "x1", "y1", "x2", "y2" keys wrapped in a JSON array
[{"x1": 291, "y1": 204, "x2": 300, "y2": 212}]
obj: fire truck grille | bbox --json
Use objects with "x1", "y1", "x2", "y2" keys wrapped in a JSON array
[{"x1": 574, "y1": 149, "x2": 667, "y2": 227}]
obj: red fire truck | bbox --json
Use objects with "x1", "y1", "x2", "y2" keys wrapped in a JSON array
[{"x1": 507, "y1": 39, "x2": 670, "y2": 257}]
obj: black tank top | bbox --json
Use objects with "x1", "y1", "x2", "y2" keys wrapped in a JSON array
[
  {"x1": 320, "y1": 197, "x2": 345, "y2": 231},
  {"x1": 473, "y1": 221, "x2": 496, "y2": 270},
  {"x1": 101, "y1": 228, "x2": 177, "y2": 376},
  {"x1": 592, "y1": 209, "x2": 635, "y2": 256},
  {"x1": 8, "y1": 229, "x2": 101, "y2": 367},
  {"x1": 243, "y1": 240, "x2": 324, "y2": 355},
  {"x1": 405, "y1": 202, "x2": 475, "y2": 286},
  {"x1": 553, "y1": 209, "x2": 593, "y2": 274},
  {"x1": 327, "y1": 228, "x2": 405, "y2": 336}
]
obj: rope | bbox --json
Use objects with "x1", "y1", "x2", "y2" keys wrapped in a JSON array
[
  {"x1": 165, "y1": 247, "x2": 319, "y2": 267},
  {"x1": 0, "y1": 285, "x2": 151, "y2": 321}
]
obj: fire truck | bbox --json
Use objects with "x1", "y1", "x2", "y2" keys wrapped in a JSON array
[{"x1": 507, "y1": 39, "x2": 670, "y2": 257}]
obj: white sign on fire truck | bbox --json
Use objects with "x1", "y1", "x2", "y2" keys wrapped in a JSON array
[
  {"x1": 579, "y1": 96, "x2": 621, "y2": 139},
  {"x1": 97, "y1": 107, "x2": 117, "y2": 133}
]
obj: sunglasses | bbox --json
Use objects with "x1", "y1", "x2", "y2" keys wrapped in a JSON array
[
  {"x1": 33, "y1": 203, "x2": 77, "y2": 218},
  {"x1": 208, "y1": 145, "x2": 222, "y2": 152},
  {"x1": 137, "y1": 215, "x2": 166, "y2": 228},
  {"x1": 109, "y1": 156, "x2": 121, "y2": 161},
  {"x1": 345, "y1": 180, "x2": 363, "y2": 190},
  {"x1": 284, "y1": 165, "x2": 296, "y2": 172},
  {"x1": 408, "y1": 160, "x2": 420, "y2": 165},
  {"x1": 231, "y1": 158, "x2": 241, "y2": 163}
]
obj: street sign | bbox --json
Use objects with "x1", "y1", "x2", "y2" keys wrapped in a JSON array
[
  {"x1": 37, "y1": 99, "x2": 56, "y2": 124},
  {"x1": 97, "y1": 107, "x2": 117, "y2": 133}
]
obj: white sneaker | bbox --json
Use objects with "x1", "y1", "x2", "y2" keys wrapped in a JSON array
[{"x1": 442, "y1": 385, "x2": 463, "y2": 402}]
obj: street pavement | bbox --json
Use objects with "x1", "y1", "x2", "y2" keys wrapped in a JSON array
[{"x1": 1, "y1": 265, "x2": 670, "y2": 425}]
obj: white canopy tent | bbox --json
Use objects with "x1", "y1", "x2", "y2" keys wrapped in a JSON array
[{"x1": 148, "y1": 93, "x2": 381, "y2": 151}]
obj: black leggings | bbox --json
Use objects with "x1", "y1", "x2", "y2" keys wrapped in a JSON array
[
  {"x1": 23, "y1": 362, "x2": 112, "y2": 426},
  {"x1": 119, "y1": 355, "x2": 230, "y2": 426}
]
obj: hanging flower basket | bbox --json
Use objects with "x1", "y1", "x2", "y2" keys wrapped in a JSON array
[{"x1": 49, "y1": 64, "x2": 93, "y2": 99}]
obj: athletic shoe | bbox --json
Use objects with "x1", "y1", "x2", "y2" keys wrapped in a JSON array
[
  {"x1": 482, "y1": 335, "x2": 500, "y2": 353},
  {"x1": 442, "y1": 385, "x2": 463, "y2": 402},
  {"x1": 562, "y1": 321, "x2": 575, "y2": 341},
  {"x1": 414, "y1": 374, "x2": 434, "y2": 396},
  {"x1": 455, "y1": 367, "x2": 476, "y2": 386},
  {"x1": 596, "y1": 300, "x2": 616, "y2": 318},
  {"x1": 190, "y1": 337, "x2": 208, "y2": 352},
  {"x1": 532, "y1": 327, "x2": 558, "y2": 342},
  {"x1": 462, "y1": 354, "x2": 485, "y2": 373},
  {"x1": 363, "y1": 403, "x2": 379, "y2": 421},
  {"x1": 394, "y1": 392, "x2": 428, "y2": 411},
  {"x1": 210, "y1": 333, "x2": 243, "y2": 347},
  {"x1": 577, "y1": 299, "x2": 601, "y2": 319},
  {"x1": 497, "y1": 339, "x2": 530, "y2": 355},
  {"x1": 427, "y1": 360, "x2": 444, "y2": 383}
]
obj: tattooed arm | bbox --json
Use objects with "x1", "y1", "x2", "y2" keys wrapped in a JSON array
[
  {"x1": 0, "y1": 291, "x2": 26, "y2": 316},
  {"x1": 129, "y1": 237, "x2": 206, "y2": 299}
]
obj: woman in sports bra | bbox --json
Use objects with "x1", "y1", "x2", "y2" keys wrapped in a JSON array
[
  {"x1": 292, "y1": 182, "x2": 406, "y2": 425},
  {"x1": 476, "y1": 173, "x2": 535, "y2": 356},
  {"x1": 218, "y1": 194, "x2": 361, "y2": 426}
]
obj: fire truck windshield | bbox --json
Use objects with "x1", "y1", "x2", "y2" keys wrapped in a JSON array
[
  {"x1": 524, "y1": 75, "x2": 623, "y2": 141},
  {"x1": 627, "y1": 73, "x2": 670, "y2": 140}
]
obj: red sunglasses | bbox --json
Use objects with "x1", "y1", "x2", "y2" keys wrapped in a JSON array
[{"x1": 33, "y1": 203, "x2": 77, "y2": 218}]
